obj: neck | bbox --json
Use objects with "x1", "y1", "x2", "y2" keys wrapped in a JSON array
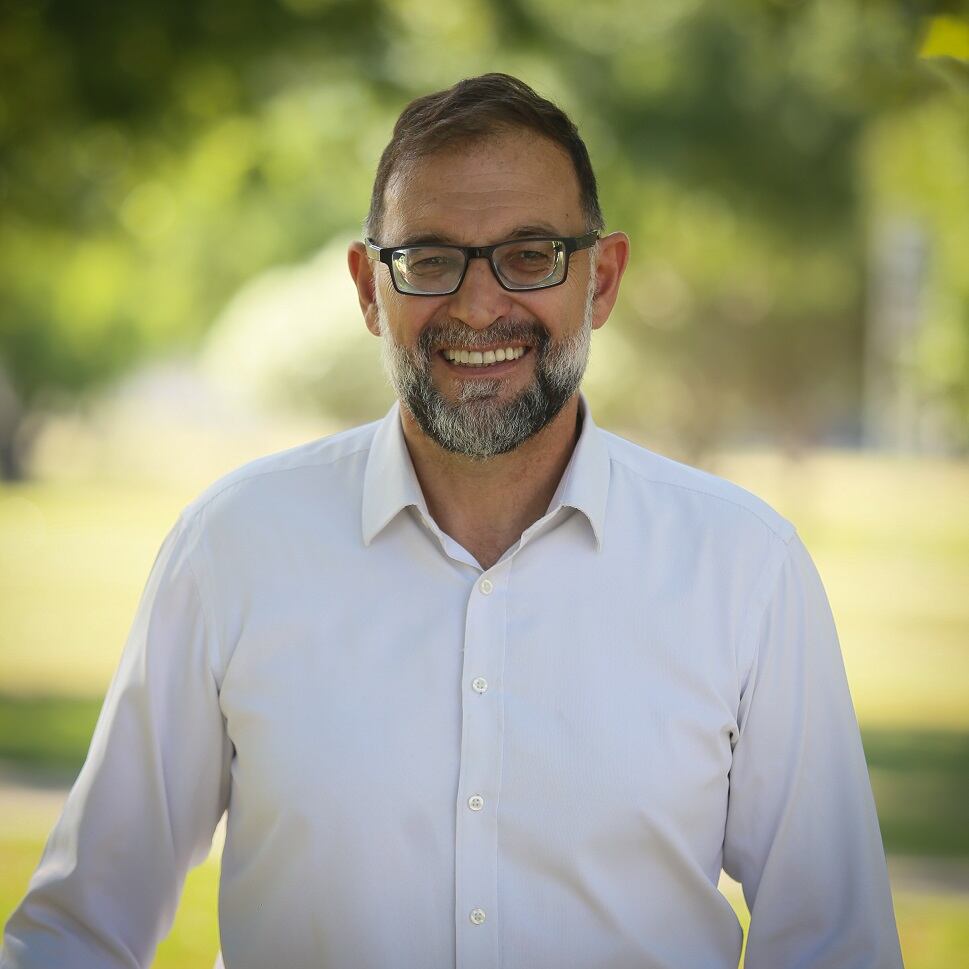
[{"x1": 399, "y1": 395, "x2": 582, "y2": 569}]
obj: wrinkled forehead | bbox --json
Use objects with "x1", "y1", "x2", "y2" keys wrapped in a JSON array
[{"x1": 379, "y1": 132, "x2": 585, "y2": 245}]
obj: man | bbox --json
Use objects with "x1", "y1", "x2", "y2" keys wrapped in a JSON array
[{"x1": 2, "y1": 73, "x2": 902, "y2": 969}]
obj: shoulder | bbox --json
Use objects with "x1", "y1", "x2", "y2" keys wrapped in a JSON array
[
  {"x1": 599, "y1": 428, "x2": 796, "y2": 546},
  {"x1": 179, "y1": 418, "x2": 380, "y2": 531}
]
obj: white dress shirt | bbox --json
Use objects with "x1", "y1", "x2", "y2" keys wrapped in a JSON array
[{"x1": 2, "y1": 395, "x2": 902, "y2": 969}]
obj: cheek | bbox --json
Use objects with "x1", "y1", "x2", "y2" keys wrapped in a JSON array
[
  {"x1": 377, "y1": 286, "x2": 433, "y2": 339},
  {"x1": 527, "y1": 289, "x2": 584, "y2": 334},
  {"x1": 376, "y1": 277, "x2": 404, "y2": 318},
  {"x1": 563, "y1": 271, "x2": 591, "y2": 303}
]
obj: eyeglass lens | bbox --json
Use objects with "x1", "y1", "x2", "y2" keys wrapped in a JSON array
[{"x1": 391, "y1": 240, "x2": 567, "y2": 294}]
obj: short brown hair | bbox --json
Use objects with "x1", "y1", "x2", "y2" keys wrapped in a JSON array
[{"x1": 365, "y1": 73, "x2": 604, "y2": 239}]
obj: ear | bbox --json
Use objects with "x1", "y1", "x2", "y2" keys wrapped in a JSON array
[
  {"x1": 347, "y1": 242, "x2": 381, "y2": 336},
  {"x1": 589, "y1": 231, "x2": 630, "y2": 331}
]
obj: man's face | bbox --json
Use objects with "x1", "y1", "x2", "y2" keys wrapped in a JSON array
[{"x1": 372, "y1": 130, "x2": 602, "y2": 459}]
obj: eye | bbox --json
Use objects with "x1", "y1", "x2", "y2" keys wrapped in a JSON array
[
  {"x1": 412, "y1": 255, "x2": 451, "y2": 271},
  {"x1": 399, "y1": 249, "x2": 461, "y2": 277},
  {"x1": 501, "y1": 245, "x2": 556, "y2": 276}
]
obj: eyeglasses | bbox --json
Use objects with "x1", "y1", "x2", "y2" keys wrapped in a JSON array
[{"x1": 364, "y1": 232, "x2": 599, "y2": 296}]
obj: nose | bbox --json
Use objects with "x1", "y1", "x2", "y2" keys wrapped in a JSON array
[{"x1": 444, "y1": 255, "x2": 514, "y2": 330}]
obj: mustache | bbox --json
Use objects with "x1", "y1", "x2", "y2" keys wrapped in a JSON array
[{"x1": 417, "y1": 319, "x2": 550, "y2": 357}]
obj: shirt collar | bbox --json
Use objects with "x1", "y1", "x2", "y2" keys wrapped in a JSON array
[
  {"x1": 361, "y1": 393, "x2": 610, "y2": 550},
  {"x1": 544, "y1": 393, "x2": 610, "y2": 550},
  {"x1": 361, "y1": 399, "x2": 430, "y2": 546}
]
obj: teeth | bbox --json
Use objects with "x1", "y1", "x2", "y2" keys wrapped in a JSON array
[{"x1": 443, "y1": 346, "x2": 526, "y2": 367}]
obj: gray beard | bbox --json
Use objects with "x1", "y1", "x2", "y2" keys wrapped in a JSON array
[{"x1": 377, "y1": 273, "x2": 596, "y2": 459}]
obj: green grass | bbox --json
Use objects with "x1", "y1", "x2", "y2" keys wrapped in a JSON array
[
  {"x1": 0, "y1": 695, "x2": 102, "y2": 775},
  {"x1": 864, "y1": 729, "x2": 969, "y2": 857},
  {"x1": 714, "y1": 448, "x2": 969, "y2": 731},
  {"x1": 2, "y1": 448, "x2": 968, "y2": 967},
  {"x1": 892, "y1": 893, "x2": 969, "y2": 968},
  {"x1": 0, "y1": 481, "x2": 185, "y2": 697}
]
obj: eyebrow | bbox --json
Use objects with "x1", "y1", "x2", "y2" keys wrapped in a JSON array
[{"x1": 397, "y1": 223, "x2": 564, "y2": 247}]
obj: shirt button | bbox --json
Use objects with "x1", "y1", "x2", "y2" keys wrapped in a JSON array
[
  {"x1": 469, "y1": 908, "x2": 486, "y2": 925},
  {"x1": 479, "y1": 578, "x2": 494, "y2": 595},
  {"x1": 471, "y1": 677, "x2": 488, "y2": 694},
  {"x1": 468, "y1": 794, "x2": 484, "y2": 811}
]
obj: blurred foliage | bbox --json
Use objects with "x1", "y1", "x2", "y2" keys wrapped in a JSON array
[
  {"x1": 861, "y1": 93, "x2": 969, "y2": 431},
  {"x1": 0, "y1": 0, "x2": 967, "y2": 473}
]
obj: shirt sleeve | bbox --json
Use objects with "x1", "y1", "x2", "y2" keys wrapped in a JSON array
[
  {"x1": 722, "y1": 531, "x2": 903, "y2": 968},
  {"x1": 1, "y1": 513, "x2": 232, "y2": 969}
]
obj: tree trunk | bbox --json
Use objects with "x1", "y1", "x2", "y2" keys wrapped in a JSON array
[{"x1": 0, "y1": 363, "x2": 28, "y2": 481}]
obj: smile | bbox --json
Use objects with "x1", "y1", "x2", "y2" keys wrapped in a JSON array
[{"x1": 441, "y1": 346, "x2": 528, "y2": 368}]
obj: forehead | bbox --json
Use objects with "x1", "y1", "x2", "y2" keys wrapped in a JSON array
[{"x1": 381, "y1": 130, "x2": 584, "y2": 244}]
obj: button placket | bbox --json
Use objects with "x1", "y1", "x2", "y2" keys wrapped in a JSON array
[{"x1": 455, "y1": 566, "x2": 506, "y2": 969}]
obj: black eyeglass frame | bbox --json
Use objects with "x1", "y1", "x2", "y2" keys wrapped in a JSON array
[{"x1": 364, "y1": 231, "x2": 599, "y2": 296}]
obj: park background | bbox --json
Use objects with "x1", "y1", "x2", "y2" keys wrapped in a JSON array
[{"x1": 1, "y1": 0, "x2": 968, "y2": 965}]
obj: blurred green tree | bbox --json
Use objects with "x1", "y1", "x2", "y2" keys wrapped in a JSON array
[{"x1": 0, "y1": 0, "x2": 964, "y2": 477}]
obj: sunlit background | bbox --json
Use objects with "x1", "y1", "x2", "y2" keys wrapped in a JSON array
[{"x1": 1, "y1": 1, "x2": 968, "y2": 966}]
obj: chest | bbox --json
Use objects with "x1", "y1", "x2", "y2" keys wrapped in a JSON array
[{"x1": 215, "y1": 521, "x2": 742, "y2": 882}]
